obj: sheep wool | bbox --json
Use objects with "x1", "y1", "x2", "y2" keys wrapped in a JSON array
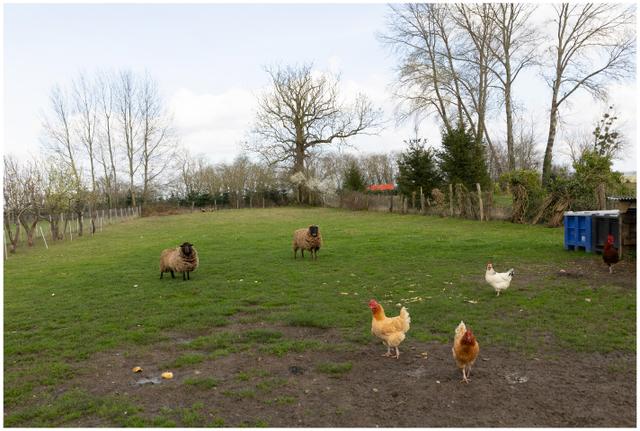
[
  {"x1": 160, "y1": 242, "x2": 199, "y2": 280},
  {"x1": 292, "y1": 225, "x2": 322, "y2": 260}
]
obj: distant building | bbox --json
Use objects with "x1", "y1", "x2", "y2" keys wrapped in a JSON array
[
  {"x1": 621, "y1": 172, "x2": 636, "y2": 184},
  {"x1": 367, "y1": 183, "x2": 395, "y2": 192}
]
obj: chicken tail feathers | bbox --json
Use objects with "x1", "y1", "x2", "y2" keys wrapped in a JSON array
[
  {"x1": 455, "y1": 321, "x2": 466, "y2": 339},
  {"x1": 400, "y1": 307, "x2": 411, "y2": 331}
]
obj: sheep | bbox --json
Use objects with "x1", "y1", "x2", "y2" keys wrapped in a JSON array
[
  {"x1": 292, "y1": 225, "x2": 322, "y2": 260},
  {"x1": 159, "y1": 242, "x2": 199, "y2": 281}
]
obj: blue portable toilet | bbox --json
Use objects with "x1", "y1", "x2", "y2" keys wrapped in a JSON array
[{"x1": 564, "y1": 211, "x2": 596, "y2": 252}]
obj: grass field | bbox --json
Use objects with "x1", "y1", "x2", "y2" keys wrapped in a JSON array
[{"x1": 4, "y1": 207, "x2": 636, "y2": 426}]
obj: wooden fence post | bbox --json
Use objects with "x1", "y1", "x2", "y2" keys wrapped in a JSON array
[
  {"x1": 448, "y1": 184, "x2": 454, "y2": 216},
  {"x1": 389, "y1": 195, "x2": 394, "y2": 212},
  {"x1": 411, "y1": 191, "x2": 416, "y2": 211},
  {"x1": 476, "y1": 183, "x2": 484, "y2": 221},
  {"x1": 420, "y1": 187, "x2": 425, "y2": 215},
  {"x1": 402, "y1": 195, "x2": 408, "y2": 214}
]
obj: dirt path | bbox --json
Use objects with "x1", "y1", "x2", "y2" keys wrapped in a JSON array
[{"x1": 64, "y1": 325, "x2": 635, "y2": 427}]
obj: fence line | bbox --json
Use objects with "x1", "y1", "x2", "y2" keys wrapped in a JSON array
[
  {"x1": 3, "y1": 206, "x2": 142, "y2": 257},
  {"x1": 326, "y1": 184, "x2": 512, "y2": 221}
]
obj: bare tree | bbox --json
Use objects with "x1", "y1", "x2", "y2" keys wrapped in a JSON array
[
  {"x1": 116, "y1": 70, "x2": 140, "y2": 206},
  {"x1": 382, "y1": 4, "x2": 503, "y2": 170},
  {"x1": 72, "y1": 73, "x2": 100, "y2": 233},
  {"x1": 138, "y1": 73, "x2": 174, "y2": 205},
  {"x1": 541, "y1": 3, "x2": 635, "y2": 185},
  {"x1": 247, "y1": 64, "x2": 382, "y2": 202},
  {"x1": 17, "y1": 160, "x2": 44, "y2": 247},
  {"x1": 3, "y1": 156, "x2": 26, "y2": 252},
  {"x1": 360, "y1": 153, "x2": 397, "y2": 185},
  {"x1": 452, "y1": 4, "x2": 502, "y2": 172},
  {"x1": 492, "y1": 119, "x2": 542, "y2": 178},
  {"x1": 381, "y1": 4, "x2": 458, "y2": 130},
  {"x1": 488, "y1": 3, "x2": 539, "y2": 171},
  {"x1": 42, "y1": 85, "x2": 87, "y2": 235},
  {"x1": 42, "y1": 85, "x2": 81, "y2": 185},
  {"x1": 513, "y1": 119, "x2": 542, "y2": 171},
  {"x1": 175, "y1": 149, "x2": 210, "y2": 200},
  {"x1": 221, "y1": 155, "x2": 252, "y2": 209},
  {"x1": 96, "y1": 71, "x2": 119, "y2": 208},
  {"x1": 42, "y1": 161, "x2": 76, "y2": 240}
]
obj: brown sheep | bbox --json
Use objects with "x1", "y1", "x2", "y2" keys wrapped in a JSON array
[
  {"x1": 292, "y1": 225, "x2": 322, "y2": 260},
  {"x1": 160, "y1": 242, "x2": 199, "y2": 281}
]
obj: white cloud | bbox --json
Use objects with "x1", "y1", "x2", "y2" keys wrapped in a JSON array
[
  {"x1": 167, "y1": 66, "x2": 635, "y2": 173},
  {"x1": 327, "y1": 55, "x2": 342, "y2": 75},
  {"x1": 169, "y1": 87, "x2": 257, "y2": 162}
]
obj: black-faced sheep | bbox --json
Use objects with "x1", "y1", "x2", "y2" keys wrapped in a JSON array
[
  {"x1": 160, "y1": 242, "x2": 199, "y2": 281},
  {"x1": 293, "y1": 225, "x2": 322, "y2": 260}
]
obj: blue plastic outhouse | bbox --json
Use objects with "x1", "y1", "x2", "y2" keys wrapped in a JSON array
[{"x1": 563, "y1": 211, "x2": 596, "y2": 252}]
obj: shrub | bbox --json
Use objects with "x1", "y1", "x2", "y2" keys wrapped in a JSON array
[{"x1": 499, "y1": 169, "x2": 545, "y2": 223}]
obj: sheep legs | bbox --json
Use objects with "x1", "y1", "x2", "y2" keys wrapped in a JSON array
[
  {"x1": 160, "y1": 270, "x2": 176, "y2": 279},
  {"x1": 182, "y1": 271, "x2": 190, "y2": 281}
]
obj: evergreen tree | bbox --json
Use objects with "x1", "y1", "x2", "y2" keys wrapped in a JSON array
[
  {"x1": 342, "y1": 161, "x2": 367, "y2": 192},
  {"x1": 439, "y1": 125, "x2": 490, "y2": 189},
  {"x1": 396, "y1": 139, "x2": 442, "y2": 197}
]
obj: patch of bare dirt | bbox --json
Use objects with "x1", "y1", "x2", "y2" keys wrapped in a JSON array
[{"x1": 58, "y1": 322, "x2": 635, "y2": 427}]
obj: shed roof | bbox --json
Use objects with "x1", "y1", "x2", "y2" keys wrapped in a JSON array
[{"x1": 607, "y1": 196, "x2": 637, "y2": 202}]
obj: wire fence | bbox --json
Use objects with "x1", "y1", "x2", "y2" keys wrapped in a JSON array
[
  {"x1": 325, "y1": 184, "x2": 513, "y2": 221},
  {"x1": 4, "y1": 206, "x2": 141, "y2": 257}
]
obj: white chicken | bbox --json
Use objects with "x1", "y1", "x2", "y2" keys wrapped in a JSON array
[{"x1": 485, "y1": 263, "x2": 514, "y2": 296}]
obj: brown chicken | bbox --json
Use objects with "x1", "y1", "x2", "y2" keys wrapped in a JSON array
[
  {"x1": 603, "y1": 234, "x2": 620, "y2": 273},
  {"x1": 368, "y1": 299, "x2": 410, "y2": 359},
  {"x1": 452, "y1": 321, "x2": 479, "y2": 383}
]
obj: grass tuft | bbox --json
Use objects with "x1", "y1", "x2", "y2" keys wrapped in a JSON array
[{"x1": 316, "y1": 361, "x2": 353, "y2": 375}]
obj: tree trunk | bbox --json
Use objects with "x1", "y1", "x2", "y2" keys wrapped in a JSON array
[
  {"x1": 18, "y1": 216, "x2": 38, "y2": 247},
  {"x1": 4, "y1": 216, "x2": 20, "y2": 253},
  {"x1": 476, "y1": 183, "x2": 484, "y2": 221},
  {"x1": 542, "y1": 98, "x2": 560, "y2": 186},
  {"x1": 542, "y1": 52, "x2": 563, "y2": 186},
  {"x1": 77, "y1": 211, "x2": 84, "y2": 236},
  {"x1": 504, "y1": 84, "x2": 515, "y2": 171},
  {"x1": 49, "y1": 214, "x2": 60, "y2": 241}
]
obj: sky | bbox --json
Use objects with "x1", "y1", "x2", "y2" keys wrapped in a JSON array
[{"x1": 3, "y1": 2, "x2": 638, "y2": 174}]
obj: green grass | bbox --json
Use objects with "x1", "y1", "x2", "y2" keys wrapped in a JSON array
[
  {"x1": 316, "y1": 361, "x2": 353, "y2": 375},
  {"x1": 222, "y1": 388, "x2": 257, "y2": 400},
  {"x1": 4, "y1": 207, "x2": 636, "y2": 426},
  {"x1": 163, "y1": 352, "x2": 206, "y2": 368},
  {"x1": 183, "y1": 376, "x2": 219, "y2": 389}
]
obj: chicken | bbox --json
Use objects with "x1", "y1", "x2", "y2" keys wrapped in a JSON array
[
  {"x1": 603, "y1": 234, "x2": 620, "y2": 273},
  {"x1": 452, "y1": 321, "x2": 479, "y2": 383},
  {"x1": 368, "y1": 299, "x2": 410, "y2": 359},
  {"x1": 485, "y1": 263, "x2": 514, "y2": 296}
]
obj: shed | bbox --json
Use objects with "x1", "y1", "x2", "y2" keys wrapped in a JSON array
[{"x1": 607, "y1": 196, "x2": 636, "y2": 257}]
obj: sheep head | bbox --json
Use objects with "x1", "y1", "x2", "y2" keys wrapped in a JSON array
[
  {"x1": 308, "y1": 225, "x2": 319, "y2": 237},
  {"x1": 180, "y1": 242, "x2": 194, "y2": 256}
]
